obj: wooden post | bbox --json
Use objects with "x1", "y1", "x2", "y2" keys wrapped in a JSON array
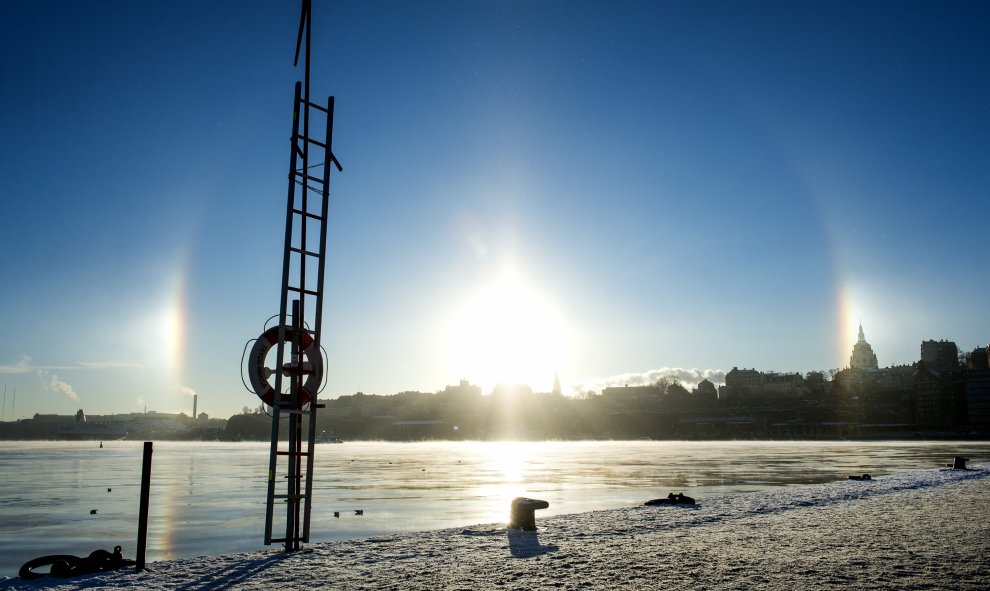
[{"x1": 136, "y1": 441, "x2": 153, "y2": 571}]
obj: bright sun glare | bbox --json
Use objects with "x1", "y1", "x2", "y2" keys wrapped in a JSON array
[{"x1": 445, "y1": 269, "x2": 567, "y2": 393}]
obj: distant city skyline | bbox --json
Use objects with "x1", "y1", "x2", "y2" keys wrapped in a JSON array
[
  {"x1": 2, "y1": 321, "x2": 981, "y2": 420},
  {"x1": 2, "y1": 1, "x2": 988, "y2": 418}
]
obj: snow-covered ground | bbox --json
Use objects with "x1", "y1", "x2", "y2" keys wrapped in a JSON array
[{"x1": 3, "y1": 464, "x2": 988, "y2": 590}]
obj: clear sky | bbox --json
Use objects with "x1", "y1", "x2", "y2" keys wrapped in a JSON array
[{"x1": 2, "y1": 0, "x2": 988, "y2": 419}]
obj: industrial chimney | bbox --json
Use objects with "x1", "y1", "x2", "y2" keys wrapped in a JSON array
[{"x1": 192, "y1": 394, "x2": 198, "y2": 421}]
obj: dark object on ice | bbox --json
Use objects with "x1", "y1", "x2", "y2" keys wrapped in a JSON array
[
  {"x1": 848, "y1": 474, "x2": 872, "y2": 481},
  {"x1": 333, "y1": 511, "x2": 340, "y2": 518},
  {"x1": 947, "y1": 456, "x2": 968, "y2": 469},
  {"x1": 19, "y1": 555, "x2": 77, "y2": 580},
  {"x1": 355, "y1": 509, "x2": 363, "y2": 515},
  {"x1": 90, "y1": 509, "x2": 97, "y2": 514},
  {"x1": 136, "y1": 441, "x2": 153, "y2": 572},
  {"x1": 19, "y1": 546, "x2": 136, "y2": 580},
  {"x1": 645, "y1": 492, "x2": 696, "y2": 506},
  {"x1": 508, "y1": 497, "x2": 549, "y2": 531}
]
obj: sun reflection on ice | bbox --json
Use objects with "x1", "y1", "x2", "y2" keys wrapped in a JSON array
[{"x1": 468, "y1": 441, "x2": 538, "y2": 524}]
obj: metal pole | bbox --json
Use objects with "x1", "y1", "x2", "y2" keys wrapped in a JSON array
[
  {"x1": 284, "y1": 298, "x2": 302, "y2": 551},
  {"x1": 136, "y1": 441, "x2": 153, "y2": 571}
]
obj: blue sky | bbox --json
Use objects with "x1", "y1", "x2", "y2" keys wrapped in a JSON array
[{"x1": 2, "y1": 0, "x2": 988, "y2": 419}]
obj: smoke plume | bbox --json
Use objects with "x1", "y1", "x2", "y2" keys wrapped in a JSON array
[
  {"x1": 37, "y1": 370, "x2": 79, "y2": 401},
  {"x1": 573, "y1": 367, "x2": 727, "y2": 396}
]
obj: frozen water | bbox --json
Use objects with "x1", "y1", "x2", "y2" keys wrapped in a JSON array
[{"x1": 2, "y1": 463, "x2": 986, "y2": 590}]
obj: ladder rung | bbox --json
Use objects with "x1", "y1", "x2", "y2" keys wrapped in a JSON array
[
  {"x1": 291, "y1": 208, "x2": 325, "y2": 221},
  {"x1": 269, "y1": 537, "x2": 304, "y2": 544},
  {"x1": 274, "y1": 406, "x2": 313, "y2": 415},
  {"x1": 276, "y1": 450, "x2": 311, "y2": 456},
  {"x1": 293, "y1": 171, "x2": 326, "y2": 184},
  {"x1": 302, "y1": 136, "x2": 327, "y2": 149},
  {"x1": 302, "y1": 99, "x2": 329, "y2": 114},
  {"x1": 287, "y1": 285, "x2": 320, "y2": 297},
  {"x1": 289, "y1": 246, "x2": 321, "y2": 257}
]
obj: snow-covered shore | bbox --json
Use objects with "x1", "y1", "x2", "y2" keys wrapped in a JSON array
[{"x1": 3, "y1": 464, "x2": 988, "y2": 590}]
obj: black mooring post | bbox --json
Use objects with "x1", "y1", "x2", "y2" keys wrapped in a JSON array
[{"x1": 136, "y1": 441, "x2": 153, "y2": 571}]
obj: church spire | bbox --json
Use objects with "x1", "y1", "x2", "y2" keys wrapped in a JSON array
[
  {"x1": 850, "y1": 322, "x2": 879, "y2": 370},
  {"x1": 552, "y1": 372, "x2": 562, "y2": 396}
]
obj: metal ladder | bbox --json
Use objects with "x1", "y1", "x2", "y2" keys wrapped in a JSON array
[{"x1": 264, "y1": 0, "x2": 342, "y2": 551}]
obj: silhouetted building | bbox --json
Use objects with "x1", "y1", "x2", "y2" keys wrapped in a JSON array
[
  {"x1": 722, "y1": 368, "x2": 804, "y2": 400},
  {"x1": 837, "y1": 364, "x2": 916, "y2": 426},
  {"x1": 850, "y1": 323, "x2": 879, "y2": 370},
  {"x1": 921, "y1": 340, "x2": 959, "y2": 374},
  {"x1": 442, "y1": 379, "x2": 482, "y2": 398},
  {"x1": 964, "y1": 346, "x2": 990, "y2": 425},
  {"x1": 967, "y1": 346, "x2": 989, "y2": 370},
  {"x1": 721, "y1": 368, "x2": 761, "y2": 400},
  {"x1": 436, "y1": 379, "x2": 483, "y2": 428},
  {"x1": 804, "y1": 371, "x2": 827, "y2": 396},
  {"x1": 914, "y1": 362, "x2": 957, "y2": 428},
  {"x1": 693, "y1": 378, "x2": 718, "y2": 401},
  {"x1": 964, "y1": 372, "x2": 990, "y2": 425},
  {"x1": 762, "y1": 372, "x2": 805, "y2": 394}
]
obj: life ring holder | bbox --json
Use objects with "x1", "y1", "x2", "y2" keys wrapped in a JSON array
[{"x1": 247, "y1": 325, "x2": 323, "y2": 407}]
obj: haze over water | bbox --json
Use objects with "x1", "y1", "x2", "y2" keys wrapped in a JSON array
[{"x1": 2, "y1": 440, "x2": 989, "y2": 576}]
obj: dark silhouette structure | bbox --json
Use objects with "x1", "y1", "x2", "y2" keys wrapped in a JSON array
[{"x1": 243, "y1": 0, "x2": 343, "y2": 552}]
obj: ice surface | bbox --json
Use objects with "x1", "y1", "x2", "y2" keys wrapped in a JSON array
[{"x1": 2, "y1": 464, "x2": 987, "y2": 590}]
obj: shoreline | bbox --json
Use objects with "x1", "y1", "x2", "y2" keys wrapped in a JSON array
[
  {"x1": 5, "y1": 434, "x2": 990, "y2": 442},
  {"x1": 2, "y1": 464, "x2": 987, "y2": 590}
]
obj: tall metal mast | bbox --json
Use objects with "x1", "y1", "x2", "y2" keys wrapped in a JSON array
[{"x1": 245, "y1": 0, "x2": 342, "y2": 552}]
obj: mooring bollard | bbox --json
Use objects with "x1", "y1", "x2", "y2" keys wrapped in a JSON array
[
  {"x1": 508, "y1": 497, "x2": 549, "y2": 531},
  {"x1": 952, "y1": 456, "x2": 968, "y2": 470}
]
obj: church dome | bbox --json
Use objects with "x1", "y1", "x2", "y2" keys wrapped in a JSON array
[{"x1": 850, "y1": 323, "x2": 879, "y2": 370}]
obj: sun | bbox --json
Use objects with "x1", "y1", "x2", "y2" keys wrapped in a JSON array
[{"x1": 444, "y1": 269, "x2": 567, "y2": 393}]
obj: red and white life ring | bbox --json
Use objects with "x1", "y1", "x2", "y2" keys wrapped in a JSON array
[{"x1": 248, "y1": 325, "x2": 323, "y2": 406}]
